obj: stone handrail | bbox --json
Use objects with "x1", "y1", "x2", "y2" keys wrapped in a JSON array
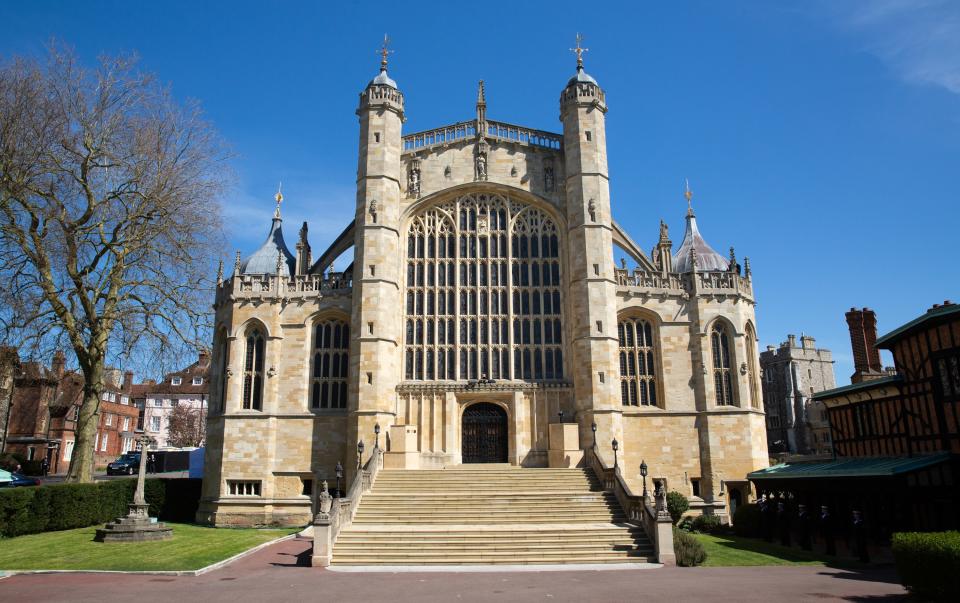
[
  {"x1": 484, "y1": 120, "x2": 562, "y2": 150},
  {"x1": 587, "y1": 445, "x2": 676, "y2": 565},
  {"x1": 311, "y1": 447, "x2": 384, "y2": 567},
  {"x1": 403, "y1": 121, "x2": 476, "y2": 153}
]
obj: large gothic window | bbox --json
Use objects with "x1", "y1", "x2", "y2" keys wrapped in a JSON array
[
  {"x1": 618, "y1": 318, "x2": 659, "y2": 406},
  {"x1": 404, "y1": 193, "x2": 564, "y2": 382},
  {"x1": 711, "y1": 323, "x2": 735, "y2": 406},
  {"x1": 214, "y1": 328, "x2": 228, "y2": 413},
  {"x1": 312, "y1": 320, "x2": 349, "y2": 409},
  {"x1": 242, "y1": 326, "x2": 265, "y2": 411}
]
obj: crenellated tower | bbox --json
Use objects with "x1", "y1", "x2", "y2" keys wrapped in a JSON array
[
  {"x1": 559, "y1": 37, "x2": 622, "y2": 462},
  {"x1": 349, "y1": 40, "x2": 405, "y2": 476}
]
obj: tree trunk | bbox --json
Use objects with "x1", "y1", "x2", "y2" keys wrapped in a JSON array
[{"x1": 66, "y1": 362, "x2": 103, "y2": 483}]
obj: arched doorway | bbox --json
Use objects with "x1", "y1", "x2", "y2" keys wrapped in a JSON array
[{"x1": 461, "y1": 403, "x2": 508, "y2": 463}]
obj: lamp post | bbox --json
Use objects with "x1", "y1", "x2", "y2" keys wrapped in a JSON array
[
  {"x1": 558, "y1": 410, "x2": 564, "y2": 424},
  {"x1": 612, "y1": 438, "x2": 619, "y2": 471},
  {"x1": 591, "y1": 422, "x2": 597, "y2": 449},
  {"x1": 374, "y1": 423, "x2": 381, "y2": 450},
  {"x1": 640, "y1": 459, "x2": 649, "y2": 500},
  {"x1": 335, "y1": 461, "x2": 343, "y2": 498},
  {"x1": 357, "y1": 440, "x2": 365, "y2": 470}
]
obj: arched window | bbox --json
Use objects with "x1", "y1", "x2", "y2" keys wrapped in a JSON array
[
  {"x1": 618, "y1": 317, "x2": 659, "y2": 406},
  {"x1": 312, "y1": 319, "x2": 350, "y2": 409},
  {"x1": 711, "y1": 323, "x2": 735, "y2": 406},
  {"x1": 745, "y1": 324, "x2": 760, "y2": 409},
  {"x1": 242, "y1": 326, "x2": 265, "y2": 411},
  {"x1": 403, "y1": 193, "x2": 564, "y2": 382}
]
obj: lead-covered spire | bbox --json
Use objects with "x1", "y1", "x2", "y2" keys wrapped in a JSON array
[{"x1": 672, "y1": 181, "x2": 731, "y2": 273}]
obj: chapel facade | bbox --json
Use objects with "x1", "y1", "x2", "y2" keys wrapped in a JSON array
[{"x1": 197, "y1": 49, "x2": 769, "y2": 527}]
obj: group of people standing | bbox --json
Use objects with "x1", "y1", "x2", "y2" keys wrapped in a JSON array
[{"x1": 758, "y1": 495, "x2": 871, "y2": 562}]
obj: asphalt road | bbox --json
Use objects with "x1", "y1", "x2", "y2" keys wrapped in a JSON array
[{"x1": 0, "y1": 535, "x2": 908, "y2": 603}]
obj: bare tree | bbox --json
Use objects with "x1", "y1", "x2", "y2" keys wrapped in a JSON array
[
  {"x1": 0, "y1": 46, "x2": 227, "y2": 482},
  {"x1": 166, "y1": 402, "x2": 205, "y2": 448}
]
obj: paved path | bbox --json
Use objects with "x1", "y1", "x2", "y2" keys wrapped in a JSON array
[{"x1": 0, "y1": 535, "x2": 908, "y2": 602}]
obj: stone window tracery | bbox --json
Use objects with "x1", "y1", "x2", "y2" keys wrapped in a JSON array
[
  {"x1": 242, "y1": 326, "x2": 265, "y2": 411},
  {"x1": 312, "y1": 320, "x2": 349, "y2": 409},
  {"x1": 712, "y1": 323, "x2": 735, "y2": 406},
  {"x1": 745, "y1": 324, "x2": 760, "y2": 409},
  {"x1": 404, "y1": 193, "x2": 563, "y2": 381},
  {"x1": 618, "y1": 318, "x2": 659, "y2": 406}
]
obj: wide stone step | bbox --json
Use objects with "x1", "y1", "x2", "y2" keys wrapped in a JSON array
[{"x1": 330, "y1": 552, "x2": 652, "y2": 565}]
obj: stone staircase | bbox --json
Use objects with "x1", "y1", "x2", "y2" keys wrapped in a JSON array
[{"x1": 331, "y1": 465, "x2": 654, "y2": 565}]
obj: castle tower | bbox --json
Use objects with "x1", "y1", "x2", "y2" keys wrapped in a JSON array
[
  {"x1": 559, "y1": 37, "x2": 622, "y2": 462},
  {"x1": 348, "y1": 40, "x2": 405, "y2": 475}
]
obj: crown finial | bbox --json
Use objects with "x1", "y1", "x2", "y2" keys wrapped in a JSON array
[
  {"x1": 570, "y1": 33, "x2": 589, "y2": 70},
  {"x1": 378, "y1": 34, "x2": 393, "y2": 72},
  {"x1": 684, "y1": 178, "x2": 694, "y2": 215}
]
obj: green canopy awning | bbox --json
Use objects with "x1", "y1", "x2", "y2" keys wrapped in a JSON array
[{"x1": 748, "y1": 453, "x2": 952, "y2": 481}]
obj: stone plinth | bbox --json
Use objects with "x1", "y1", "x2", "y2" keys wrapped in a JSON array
[
  {"x1": 384, "y1": 425, "x2": 420, "y2": 469},
  {"x1": 548, "y1": 423, "x2": 583, "y2": 468},
  {"x1": 95, "y1": 503, "x2": 173, "y2": 542}
]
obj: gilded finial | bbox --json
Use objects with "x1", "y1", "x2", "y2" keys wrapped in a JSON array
[
  {"x1": 378, "y1": 34, "x2": 393, "y2": 72},
  {"x1": 274, "y1": 182, "x2": 283, "y2": 218},
  {"x1": 570, "y1": 33, "x2": 588, "y2": 70},
  {"x1": 684, "y1": 178, "x2": 693, "y2": 214}
]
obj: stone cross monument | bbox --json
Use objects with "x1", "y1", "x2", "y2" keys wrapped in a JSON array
[{"x1": 95, "y1": 432, "x2": 173, "y2": 542}]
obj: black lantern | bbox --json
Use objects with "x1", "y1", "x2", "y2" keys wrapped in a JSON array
[
  {"x1": 357, "y1": 439, "x2": 365, "y2": 470},
  {"x1": 612, "y1": 438, "x2": 619, "y2": 471},
  {"x1": 374, "y1": 423, "x2": 381, "y2": 449},
  {"x1": 591, "y1": 422, "x2": 597, "y2": 448},
  {"x1": 558, "y1": 410, "x2": 564, "y2": 424},
  {"x1": 640, "y1": 459, "x2": 649, "y2": 499},
  {"x1": 335, "y1": 461, "x2": 344, "y2": 498}
]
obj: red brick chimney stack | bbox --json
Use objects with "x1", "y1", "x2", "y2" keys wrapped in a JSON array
[
  {"x1": 845, "y1": 307, "x2": 883, "y2": 383},
  {"x1": 123, "y1": 370, "x2": 134, "y2": 392}
]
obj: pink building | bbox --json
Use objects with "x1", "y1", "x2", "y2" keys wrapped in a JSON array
[{"x1": 131, "y1": 352, "x2": 210, "y2": 449}]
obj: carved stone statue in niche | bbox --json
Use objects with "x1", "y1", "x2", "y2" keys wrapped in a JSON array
[
  {"x1": 407, "y1": 159, "x2": 421, "y2": 198},
  {"x1": 475, "y1": 152, "x2": 487, "y2": 181},
  {"x1": 659, "y1": 220, "x2": 669, "y2": 242},
  {"x1": 587, "y1": 198, "x2": 596, "y2": 222},
  {"x1": 543, "y1": 162, "x2": 554, "y2": 192},
  {"x1": 369, "y1": 199, "x2": 378, "y2": 224}
]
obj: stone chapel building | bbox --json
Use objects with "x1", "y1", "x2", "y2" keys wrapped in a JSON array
[{"x1": 198, "y1": 49, "x2": 769, "y2": 526}]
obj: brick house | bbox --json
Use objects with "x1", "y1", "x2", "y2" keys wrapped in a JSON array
[{"x1": 1, "y1": 350, "x2": 139, "y2": 474}]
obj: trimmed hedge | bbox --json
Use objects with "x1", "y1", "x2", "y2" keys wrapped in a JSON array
[
  {"x1": 733, "y1": 502, "x2": 761, "y2": 538},
  {"x1": 892, "y1": 531, "x2": 960, "y2": 600},
  {"x1": 691, "y1": 513, "x2": 723, "y2": 534},
  {"x1": 0, "y1": 478, "x2": 201, "y2": 538},
  {"x1": 674, "y1": 527, "x2": 707, "y2": 567},
  {"x1": 666, "y1": 490, "x2": 689, "y2": 524}
]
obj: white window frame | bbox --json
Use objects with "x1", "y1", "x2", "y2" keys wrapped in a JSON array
[
  {"x1": 100, "y1": 432, "x2": 108, "y2": 451},
  {"x1": 64, "y1": 440, "x2": 75, "y2": 461},
  {"x1": 105, "y1": 413, "x2": 113, "y2": 426},
  {"x1": 171, "y1": 376, "x2": 182, "y2": 386},
  {"x1": 153, "y1": 398, "x2": 162, "y2": 407},
  {"x1": 150, "y1": 416, "x2": 161, "y2": 431},
  {"x1": 122, "y1": 416, "x2": 130, "y2": 431},
  {"x1": 192, "y1": 376, "x2": 203, "y2": 386}
]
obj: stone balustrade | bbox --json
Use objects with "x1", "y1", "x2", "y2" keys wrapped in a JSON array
[
  {"x1": 402, "y1": 119, "x2": 562, "y2": 154},
  {"x1": 216, "y1": 272, "x2": 352, "y2": 305},
  {"x1": 615, "y1": 268, "x2": 754, "y2": 301}
]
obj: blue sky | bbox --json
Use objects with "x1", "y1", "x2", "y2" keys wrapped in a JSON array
[{"x1": 2, "y1": 0, "x2": 958, "y2": 383}]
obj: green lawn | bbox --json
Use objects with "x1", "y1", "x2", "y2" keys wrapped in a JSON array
[
  {"x1": 0, "y1": 523, "x2": 296, "y2": 572},
  {"x1": 695, "y1": 533, "x2": 861, "y2": 567}
]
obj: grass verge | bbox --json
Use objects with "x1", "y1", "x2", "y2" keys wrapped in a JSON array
[
  {"x1": 695, "y1": 533, "x2": 862, "y2": 567},
  {"x1": 0, "y1": 523, "x2": 296, "y2": 572}
]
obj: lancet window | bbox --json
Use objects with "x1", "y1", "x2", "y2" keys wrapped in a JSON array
[
  {"x1": 242, "y1": 326, "x2": 265, "y2": 411},
  {"x1": 745, "y1": 324, "x2": 760, "y2": 409},
  {"x1": 618, "y1": 317, "x2": 659, "y2": 406},
  {"x1": 404, "y1": 193, "x2": 564, "y2": 381},
  {"x1": 311, "y1": 320, "x2": 349, "y2": 409},
  {"x1": 712, "y1": 323, "x2": 735, "y2": 406}
]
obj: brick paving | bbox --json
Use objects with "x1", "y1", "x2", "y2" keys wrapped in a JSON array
[{"x1": 0, "y1": 535, "x2": 907, "y2": 602}]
